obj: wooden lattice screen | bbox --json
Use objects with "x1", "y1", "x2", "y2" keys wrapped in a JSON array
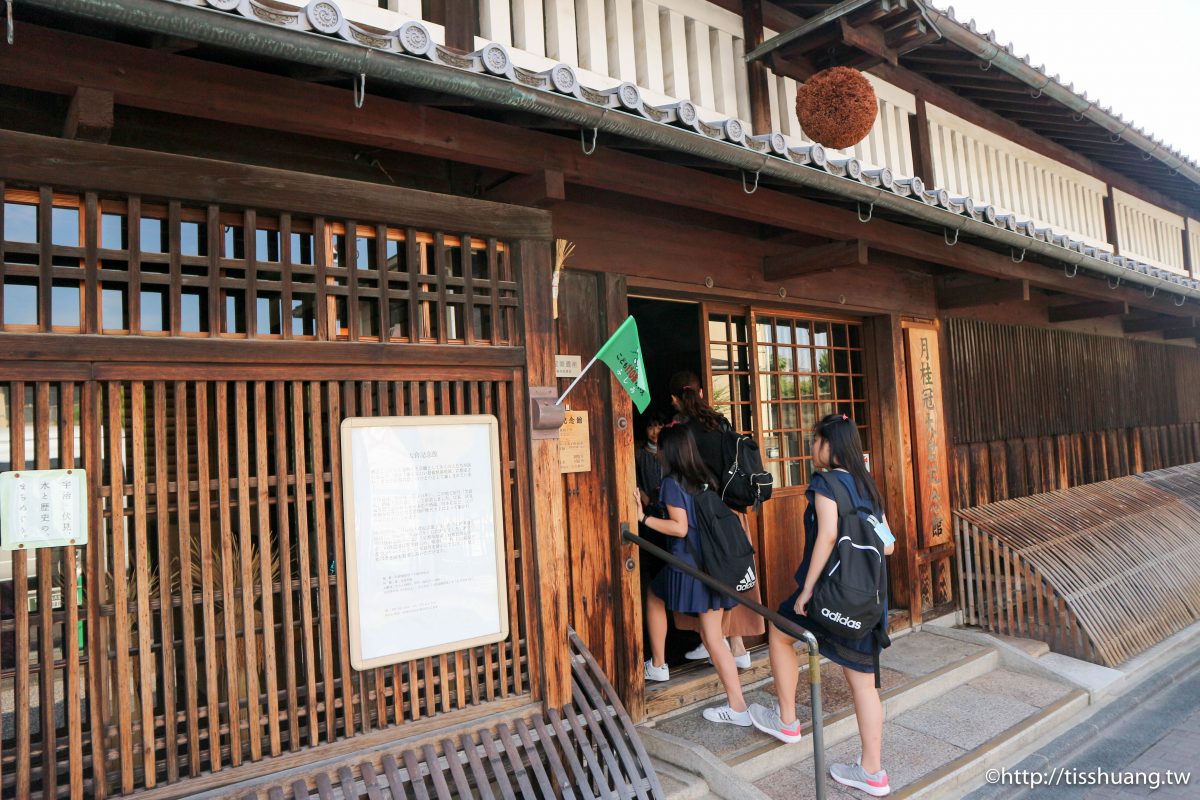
[{"x1": 0, "y1": 160, "x2": 546, "y2": 800}]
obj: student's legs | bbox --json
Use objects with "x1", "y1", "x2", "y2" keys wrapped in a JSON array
[
  {"x1": 767, "y1": 625, "x2": 801, "y2": 723},
  {"x1": 730, "y1": 636, "x2": 746, "y2": 657},
  {"x1": 844, "y1": 666, "x2": 884, "y2": 774},
  {"x1": 646, "y1": 591, "x2": 668, "y2": 667},
  {"x1": 699, "y1": 610, "x2": 746, "y2": 711}
]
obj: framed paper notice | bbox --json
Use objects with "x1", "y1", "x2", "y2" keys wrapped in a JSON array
[{"x1": 340, "y1": 415, "x2": 508, "y2": 671}]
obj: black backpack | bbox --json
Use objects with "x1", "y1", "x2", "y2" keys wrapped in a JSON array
[
  {"x1": 717, "y1": 422, "x2": 774, "y2": 509},
  {"x1": 809, "y1": 475, "x2": 888, "y2": 643},
  {"x1": 686, "y1": 486, "x2": 757, "y2": 592}
]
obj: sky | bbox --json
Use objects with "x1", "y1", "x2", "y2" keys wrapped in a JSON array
[{"x1": 936, "y1": 0, "x2": 1200, "y2": 161}]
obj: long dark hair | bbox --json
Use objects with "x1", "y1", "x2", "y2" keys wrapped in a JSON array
[
  {"x1": 815, "y1": 414, "x2": 884, "y2": 511},
  {"x1": 658, "y1": 423, "x2": 717, "y2": 494},
  {"x1": 668, "y1": 370, "x2": 725, "y2": 431}
]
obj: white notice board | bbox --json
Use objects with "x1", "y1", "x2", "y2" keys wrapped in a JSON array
[
  {"x1": 340, "y1": 415, "x2": 508, "y2": 670},
  {"x1": 0, "y1": 469, "x2": 89, "y2": 551}
]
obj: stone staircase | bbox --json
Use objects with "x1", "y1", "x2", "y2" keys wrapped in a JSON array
[{"x1": 639, "y1": 628, "x2": 1087, "y2": 800}]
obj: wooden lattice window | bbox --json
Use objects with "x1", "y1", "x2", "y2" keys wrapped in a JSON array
[
  {"x1": 707, "y1": 311, "x2": 755, "y2": 434},
  {"x1": 754, "y1": 314, "x2": 869, "y2": 487},
  {"x1": 0, "y1": 187, "x2": 519, "y2": 345}
]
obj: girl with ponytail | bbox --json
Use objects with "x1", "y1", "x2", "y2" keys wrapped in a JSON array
[{"x1": 748, "y1": 413, "x2": 895, "y2": 797}]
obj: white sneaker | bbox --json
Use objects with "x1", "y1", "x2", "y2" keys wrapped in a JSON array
[
  {"x1": 684, "y1": 640, "x2": 718, "y2": 660},
  {"x1": 702, "y1": 705, "x2": 752, "y2": 726},
  {"x1": 644, "y1": 659, "x2": 670, "y2": 682},
  {"x1": 733, "y1": 651, "x2": 752, "y2": 670}
]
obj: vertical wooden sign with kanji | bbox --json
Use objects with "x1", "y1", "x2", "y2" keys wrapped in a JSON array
[{"x1": 905, "y1": 324, "x2": 952, "y2": 548}]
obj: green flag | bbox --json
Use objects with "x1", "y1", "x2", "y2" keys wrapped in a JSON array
[{"x1": 596, "y1": 316, "x2": 651, "y2": 413}]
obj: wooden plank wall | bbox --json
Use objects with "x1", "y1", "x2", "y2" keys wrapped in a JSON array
[
  {"x1": 945, "y1": 317, "x2": 1200, "y2": 506},
  {"x1": 0, "y1": 157, "x2": 551, "y2": 799}
]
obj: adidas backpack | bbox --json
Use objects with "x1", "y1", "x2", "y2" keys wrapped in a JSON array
[
  {"x1": 687, "y1": 487, "x2": 757, "y2": 592},
  {"x1": 717, "y1": 422, "x2": 774, "y2": 509},
  {"x1": 809, "y1": 474, "x2": 887, "y2": 641}
]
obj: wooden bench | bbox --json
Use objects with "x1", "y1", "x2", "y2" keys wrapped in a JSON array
[{"x1": 223, "y1": 630, "x2": 663, "y2": 799}]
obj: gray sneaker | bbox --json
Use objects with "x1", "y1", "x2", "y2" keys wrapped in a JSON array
[
  {"x1": 830, "y1": 762, "x2": 890, "y2": 796},
  {"x1": 747, "y1": 702, "x2": 804, "y2": 743}
]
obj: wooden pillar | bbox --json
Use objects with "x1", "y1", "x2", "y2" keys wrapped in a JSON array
[
  {"x1": 1102, "y1": 187, "x2": 1120, "y2": 255},
  {"x1": 600, "y1": 273, "x2": 645, "y2": 720},
  {"x1": 864, "y1": 315, "x2": 918, "y2": 619},
  {"x1": 517, "y1": 238, "x2": 572, "y2": 708},
  {"x1": 742, "y1": 0, "x2": 773, "y2": 135},
  {"x1": 1183, "y1": 219, "x2": 1194, "y2": 278},
  {"x1": 909, "y1": 94, "x2": 935, "y2": 187},
  {"x1": 425, "y1": 0, "x2": 476, "y2": 52}
]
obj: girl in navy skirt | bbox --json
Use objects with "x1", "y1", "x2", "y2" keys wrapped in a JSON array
[
  {"x1": 749, "y1": 414, "x2": 896, "y2": 797},
  {"x1": 637, "y1": 424, "x2": 750, "y2": 727}
]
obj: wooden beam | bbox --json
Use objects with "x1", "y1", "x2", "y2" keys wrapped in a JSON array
[
  {"x1": 763, "y1": 239, "x2": 868, "y2": 280},
  {"x1": 1, "y1": 129, "x2": 552, "y2": 241},
  {"x1": 63, "y1": 87, "x2": 113, "y2": 144},
  {"x1": 909, "y1": 93, "x2": 935, "y2": 187},
  {"x1": 1047, "y1": 300, "x2": 1129, "y2": 323},
  {"x1": 839, "y1": 18, "x2": 898, "y2": 67},
  {"x1": 483, "y1": 170, "x2": 566, "y2": 208},
  {"x1": 742, "y1": 0, "x2": 773, "y2": 135},
  {"x1": 1122, "y1": 315, "x2": 1184, "y2": 334},
  {"x1": 937, "y1": 278, "x2": 1030, "y2": 310},
  {"x1": 1161, "y1": 327, "x2": 1199, "y2": 341}
]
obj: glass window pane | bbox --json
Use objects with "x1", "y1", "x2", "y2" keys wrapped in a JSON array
[
  {"x1": 782, "y1": 403, "x2": 798, "y2": 429},
  {"x1": 52, "y1": 284, "x2": 80, "y2": 328},
  {"x1": 710, "y1": 344, "x2": 730, "y2": 370},
  {"x1": 711, "y1": 374, "x2": 732, "y2": 407},
  {"x1": 851, "y1": 349, "x2": 863, "y2": 374},
  {"x1": 795, "y1": 320, "x2": 812, "y2": 347},
  {"x1": 759, "y1": 374, "x2": 779, "y2": 401},
  {"x1": 756, "y1": 320, "x2": 773, "y2": 343},
  {"x1": 815, "y1": 348, "x2": 831, "y2": 373},
  {"x1": 733, "y1": 344, "x2": 750, "y2": 371},
  {"x1": 768, "y1": 459, "x2": 783, "y2": 486},
  {"x1": 818, "y1": 375, "x2": 833, "y2": 400},
  {"x1": 776, "y1": 321, "x2": 793, "y2": 344},
  {"x1": 757, "y1": 345, "x2": 772, "y2": 370},
  {"x1": 789, "y1": 461, "x2": 805, "y2": 487},
  {"x1": 848, "y1": 325, "x2": 862, "y2": 348},
  {"x1": 737, "y1": 404, "x2": 753, "y2": 433},
  {"x1": 736, "y1": 375, "x2": 752, "y2": 405},
  {"x1": 833, "y1": 349, "x2": 850, "y2": 374},
  {"x1": 763, "y1": 433, "x2": 781, "y2": 460},
  {"x1": 731, "y1": 316, "x2": 747, "y2": 343},
  {"x1": 812, "y1": 322, "x2": 830, "y2": 348},
  {"x1": 832, "y1": 324, "x2": 849, "y2": 348},
  {"x1": 799, "y1": 375, "x2": 816, "y2": 401},
  {"x1": 775, "y1": 346, "x2": 794, "y2": 371},
  {"x1": 780, "y1": 374, "x2": 797, "y2": 400},
  {"x1": 708, "y1": 317, "x2": 728, "y2": 343},
  {"x1": 764, "y1": 402, "x2": 781, "y2": 429},
  {"x1": 796, "y1": 347, "x2": 813, "y2": 373}
]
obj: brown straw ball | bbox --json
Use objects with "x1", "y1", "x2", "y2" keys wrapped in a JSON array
[{"x1": 795, "y1": 67, "x2": 878, "y2": 150}]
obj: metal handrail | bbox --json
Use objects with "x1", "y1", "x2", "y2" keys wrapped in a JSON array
[{"x1": 622, "y1": 526, "x2": 827, "y2": 800}]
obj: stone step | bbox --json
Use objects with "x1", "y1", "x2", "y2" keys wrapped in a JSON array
[
  {"x1": 751, "y1": 667, "x2": 1086, "y2": 800},
  {"x1": 732, "y1": 646, "x2": 1000, "y2": 782},
  {"x1": 652, "y1": 758, "x2": 711, "y2": 800},
  {"x1": 641, "y1": 630, "x2": 1005, "y2": 798}
]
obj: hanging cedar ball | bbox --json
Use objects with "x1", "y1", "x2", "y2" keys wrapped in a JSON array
[{"x1": 795, "y1": 67, "x2": 878, "y2": 150}]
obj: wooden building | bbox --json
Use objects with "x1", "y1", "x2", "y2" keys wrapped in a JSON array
[{"x1": 0, "y1": 0, "x2": 1198, "y2": 797}]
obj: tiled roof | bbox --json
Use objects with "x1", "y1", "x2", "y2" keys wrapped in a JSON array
[
  {"x1": 168, "y1": 0, "x2": 1199, "y2": 294},
  {"x1": 933, "y1": 2, "x2": 1199, "y2": 174}
]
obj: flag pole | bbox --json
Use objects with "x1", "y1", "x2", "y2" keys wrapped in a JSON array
[{"x1": 555, "y1": 354, "x2": 599, "y2": 405}]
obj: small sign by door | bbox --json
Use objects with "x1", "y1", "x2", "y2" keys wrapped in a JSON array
[
  {"x1": 904, "y1": 325, "x2": 951, "y2": 548},
  {"x1": 559, "y1": 411, "x2": 592, "y2": 473},
  {"x1": 556, "y1": 354, "x2": 583, "y2": 378}
]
